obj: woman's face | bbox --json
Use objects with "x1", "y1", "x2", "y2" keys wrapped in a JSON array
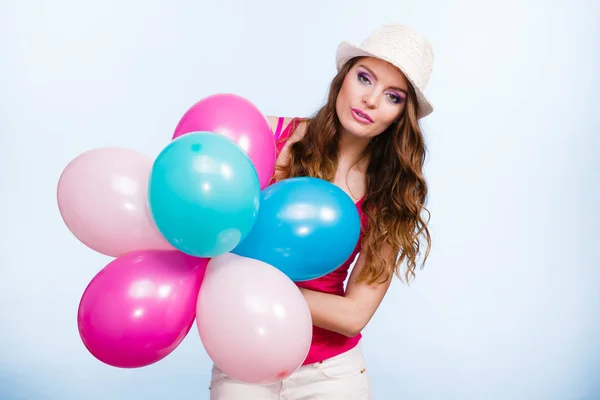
[{"x1": 336, "y1": 56, "x2": 409, "y2": 140}]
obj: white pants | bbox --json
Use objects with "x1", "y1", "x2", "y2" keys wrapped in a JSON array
[{"x1": 208, "y1": 343, "x2": 372, "y2": 399}]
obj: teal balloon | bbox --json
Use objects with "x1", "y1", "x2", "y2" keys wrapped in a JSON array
[{"x1": 148, "y1": 132, "x2": 260, "y2": 257}]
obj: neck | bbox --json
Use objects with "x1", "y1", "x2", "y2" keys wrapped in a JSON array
[{"x1": 337, "y1": 129, "x2": 371, "y2": 172}]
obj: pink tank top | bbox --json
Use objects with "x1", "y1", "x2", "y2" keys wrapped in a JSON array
[{"x1": 272, "y1": 117, "x2": 367, "y2": 365}]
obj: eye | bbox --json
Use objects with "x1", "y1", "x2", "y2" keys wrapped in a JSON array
[
  {"x1": 357, "y1": 72, "x2": 371, "y2": 85},
  {"x1": 386, "y1": 92, "x2": 404, "y2": 104}
]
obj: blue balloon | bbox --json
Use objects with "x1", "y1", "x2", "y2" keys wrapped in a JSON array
[
  {"x1": 148, "y1": 132, "x2": 260, "y2": 258},
  {"x1": 232, "y1": 177, "x2": 361, "y2": 281}
]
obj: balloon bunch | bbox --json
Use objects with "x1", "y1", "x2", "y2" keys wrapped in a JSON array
[{"x1": 57, "y1": 93, "x2": 362, "y2": 384}]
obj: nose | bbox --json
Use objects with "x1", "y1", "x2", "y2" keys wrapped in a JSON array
[{"x1": 362, "y1": 91, "x2": 378, "y2": 109}]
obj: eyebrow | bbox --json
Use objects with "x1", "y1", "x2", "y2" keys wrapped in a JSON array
[{"x1": 358, "y1": 64, "x2": 408, "y2": 95}]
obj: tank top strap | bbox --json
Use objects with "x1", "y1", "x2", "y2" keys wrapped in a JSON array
[
  {"x1": 273, "y1": 116, "x2": 284, "y2": 140},
  {"x1": 275, "y1": 117, "x2": 303, "y2": 153}
]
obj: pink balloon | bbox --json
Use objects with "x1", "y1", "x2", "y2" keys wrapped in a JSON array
[
  {"x1": 77, "y1": 250, "x2": 207, "y2": 368},
  {"x1": 196, "y1": 253, "x2": 312, "y2": 384},
  {"x1": 172, "y1": 93, "x2": 276, "y2": 189},
  {"x1": 57, "y1": 147, "x2": 173, "y2": 257}
]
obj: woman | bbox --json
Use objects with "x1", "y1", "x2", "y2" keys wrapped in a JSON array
[{"x1": 210, "y1": 23, "x2": 435, "y2": 399}]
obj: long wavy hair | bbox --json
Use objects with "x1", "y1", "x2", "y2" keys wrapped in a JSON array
[{"x1": 277, "y1": 56, "x2": 431, "y2": 285}]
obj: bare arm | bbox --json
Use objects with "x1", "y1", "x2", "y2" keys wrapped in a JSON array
[{"x1": 299, "y1": 244, "x2": 394, "y2": 337}]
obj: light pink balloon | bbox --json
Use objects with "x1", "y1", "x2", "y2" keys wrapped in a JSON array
[
  {"x1": 172, "y1": 93, "x2": 276, "y2": 189},
  {"x1": 196, "y1": 253, "x2": 312, "y2": 384},
  {"x1": 57, "y1": 147, "x2": 173, "y2": 257}
]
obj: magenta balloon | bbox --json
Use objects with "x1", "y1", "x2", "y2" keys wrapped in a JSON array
[
  {"x1": 172, "y1": 93, "x2": 276, "y2": 189},
  {"x1": 57, "y1": 147, "x2": 173, "y2": 257},
  {"x1": 196, "y1": 253, "x2": 312, "y2": 384},
  {"x1": 77, "y1": 250, "x2": 207, "y2": 368}
]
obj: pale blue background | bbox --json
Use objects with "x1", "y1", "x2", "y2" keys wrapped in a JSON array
[{"x1": 1, "y1": 0, "x2": 599, "y2": 399}]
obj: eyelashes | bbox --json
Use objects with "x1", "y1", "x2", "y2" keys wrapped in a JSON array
[
  {"x1": 386, "y1": 92, "x2": 403, "y2": 104},
  {"x1": 358, "y1": 72, "x2": 371, "y2": 84},
  {"x1": 356, "y1": 71, "x2": 405, "y2": 104}
]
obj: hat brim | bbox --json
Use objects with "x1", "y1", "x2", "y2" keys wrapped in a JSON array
[{"x1": 335, "y1": 41, "x2": 433, "y2": 119}]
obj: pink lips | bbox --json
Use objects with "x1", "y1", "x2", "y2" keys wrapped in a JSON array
[{"x1": 350, "y1": 108, "x2": 373, "y2": 124}]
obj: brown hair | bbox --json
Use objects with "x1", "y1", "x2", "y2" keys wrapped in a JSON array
[{"x1": 277, "y1": 57, "x2": 431, "y2": 285}]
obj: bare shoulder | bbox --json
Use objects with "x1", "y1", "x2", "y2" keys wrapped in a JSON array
[
  {"x1": 265, "y1": 115, "x2": 282, "y2": 134},
  {"x1": 265, "y1": 116, "x2": 308, "y2": 143},
  {"x1": 270, "y1": 117, "x2": 308, "y2": 176},
  {"x1": 265, "y1": 116, "x2": 292, "y2": 137}
]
